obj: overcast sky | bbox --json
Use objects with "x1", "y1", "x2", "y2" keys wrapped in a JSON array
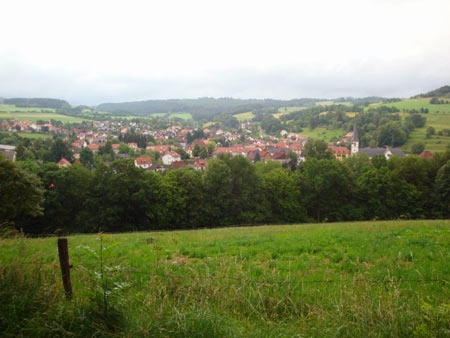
[{"x1": 1, "y1": 0, "x2": 449, "y2": 105}]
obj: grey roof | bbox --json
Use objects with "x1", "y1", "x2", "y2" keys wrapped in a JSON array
[
  {"x1": 389, "y1": 148, "x2": 406, "y2": 157},
  {"x1": 360, "y1": 147, "x2": 407, "y2": 158},
  {"x1": 352, "y1": 122, "x2": 359, "y2": 143},
  {"x1": 0, "y1": 144, "x2": 16, "y2": 151},
  {"x1": 360, "y1": 147, "x2": 386, "y2": 157}
]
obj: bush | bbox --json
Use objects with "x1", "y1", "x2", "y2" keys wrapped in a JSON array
[{"x1": 411, "y1": 143, "x2": 425, "y2": 155}]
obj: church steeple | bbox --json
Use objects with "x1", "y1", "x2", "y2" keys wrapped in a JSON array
[{"x1": 351, "y1": 121, "x2": 359, "y2": 156}]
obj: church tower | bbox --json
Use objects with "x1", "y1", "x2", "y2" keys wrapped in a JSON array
[{"x1": 351, "y1": 121, "x2": 359, "y2": 156}]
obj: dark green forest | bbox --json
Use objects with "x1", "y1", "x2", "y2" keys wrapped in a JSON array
[
  {"x1": 412, "y1": 85, "x2": 450, "y2": 98},
  {"x1": 4, "y1": 98, "x2": 70, "y2": 109},
  {"x1": 1, "y1": 150, "x2": 449, "y2": 235}
]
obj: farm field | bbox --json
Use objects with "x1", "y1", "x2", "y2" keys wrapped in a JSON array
[
  {"x1": 234, "y1": 112, "x2": 255, "y2": 121},
  {"x1": 0, "y1": 112, "x2": 88, "y2": 123},
  {"x1": 277, "y1": 106, "x2": 306, "y2": 113},
  {"x1": 0, "y1": 104, "x2": 56, "y2": 113},
  {"x1": 367, "y1": 98, "x2": 450, "y2": 114},
  {"x1": 151, "y1": 112, "x2": 193, "y2": 120},
  {"x1": 1, "y1": 220, "x2": 448, "y2": 337},
  {"x1": 315, "y1": 101, "x2": 335, "y2": 106},
  {"x1": 298, "y1": 127, "x2": 345, "y2": 141},
  {"x1": 15, "y1": 132, "x2": 52, "y2": 139},
  {"x1": 401, "y1": 113, "x2": 450, "y2": 153}
]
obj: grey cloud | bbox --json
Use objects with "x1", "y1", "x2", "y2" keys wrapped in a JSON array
[{"x1": 0, "y1": 55, "x2": 449, "y2": 105}]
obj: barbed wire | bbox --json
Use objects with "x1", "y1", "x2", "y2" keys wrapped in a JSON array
[
  {"x1": 120, "y1": 268, "x2": 447, "y2": 285},
  {"x1": 2, "y1": 260, "x2": 447, "y2": 286}
]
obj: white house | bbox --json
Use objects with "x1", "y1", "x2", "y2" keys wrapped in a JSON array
[{"x1": 162, "y1": 151, "x2": 181, "y2": 165}]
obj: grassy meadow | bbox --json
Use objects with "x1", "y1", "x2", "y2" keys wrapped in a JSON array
[
  {"x1": 0, "y1": 104, "x2": 56, "y2": 113},
  {"x1": 15, "y1": 132, "x2": 52, "y2": 139},
  {"x1": 0, "y1": 112, "x2": 87, "y2": 123},
  {"x1": 367, "y1": 98, "x2": 450, "y2": 114},
  {"x1": 1, "y1": 220, "x2": 449, "y2": 337},
  {"x1": 403, "y1": 113, "x2": 450, "y2": 152},
  {"x1": 234, "y1": 112, "x2": 255, "y2": 121},
  {"x1": 363, "y1": 98, "x2": 450, "y2": 153},
  {"x1": 298, "y1": 127, "x2": 344, "y2": 141},
  {"x1": 151, "y1": 112, "x2": 193, "y2": 120}
]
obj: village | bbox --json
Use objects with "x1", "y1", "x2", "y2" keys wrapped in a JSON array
[{"x1": 0, "y1": 116, "x2": 373, "y2": 169}]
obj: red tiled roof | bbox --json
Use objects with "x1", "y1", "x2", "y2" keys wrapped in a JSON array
[
  {"x1": 330, "y1": 146, "x2": 350, "y2": 155},
  {"x1": 58, "y1": 158, "x2": 71, "y2": 166},
  {"x1": 171, "y1": 160, "x2": 188, "y2": 169},
  {"x1": 419, "y1": 150, "x2": 433, "y2": 158},
  {"x1": 148, "y1": 145, "x2": 170, "y2": 152},
  {"x1": 135, "y1": 156, "x2": 152, "y2": 165},
  {"x1": 87, "y1": 144, "x2": 99, "y2": 150},
  {"x1": 164, "y1": 151, "x2": 181, "y2": 158}
]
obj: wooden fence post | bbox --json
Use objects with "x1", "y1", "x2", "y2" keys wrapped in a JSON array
[{"x1": 57, "y1": 238, "x2": 72, "y2": 299}]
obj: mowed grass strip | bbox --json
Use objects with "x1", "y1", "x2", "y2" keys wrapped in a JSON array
[{"x1": 1, "y1": 220, "x2": 449, "y2": 337}]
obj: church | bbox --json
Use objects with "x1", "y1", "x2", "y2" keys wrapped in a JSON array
[{"x1": 351, "y1": 122, "x2": 406, "y2": 159}]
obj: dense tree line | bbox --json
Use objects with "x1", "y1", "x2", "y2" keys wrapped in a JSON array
[
  {"x1": 1, "y1": 149, "x2": 449, "y2": 235},
  {"x1": 4, "y1": 98, "x2": 70, "y2": 109},
  {"x1": 96, "y1": 97, "x2": 321, "y2": 121},
  {"x1": 412, "y1": 85, "x2": 450, "y2": 99},
  {"x1": 430, "y1": 97, "x2": 450, "y2": 104}
]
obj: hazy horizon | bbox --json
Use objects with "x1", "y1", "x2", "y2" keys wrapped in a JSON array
[{"x1": 1, "y1": 0, "x2": 449, "y2": 105}]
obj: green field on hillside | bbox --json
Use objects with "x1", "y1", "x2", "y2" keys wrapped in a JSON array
[
  {"x1": 362, "y1": 98, "x2": 450, "y2": 153},
  {"x1": 368, "y1": 98, "x2": 450, "y2": 114},
  {"x1": 2, "y1": 220, "x2": 448, "y2": 337},
  {"x1": 151, "y1": 112, "x2": 193, "y2": 120},
  {"x1": 234, "y1": 112, "x2": 255, "y2": 121},
  {"x1": 0, "y1": 112, "x2": 87, "y2": 123},
  {"x1": 278, "y1": 106, "x2": 305, "y2": 113},
  {"x1": 0, "y1": 104, "x2": 56, "y2": 113},
  {"x1": 298, "y1": 127, "x2": 345, "y2": 141},
  {"x1": 401, "y1": 113, "x2": 450, "y2": 153},
  {"x1": 15, "y1": 132, "x2": 52, "y2": 139}
]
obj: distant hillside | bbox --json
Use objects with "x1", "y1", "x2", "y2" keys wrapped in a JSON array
[
  {"x1": 0, "y1": 98, "x2": 4, "y2": 104},
  {"x1": 412, "y1": 85, "x2": 450, "y2": 98},
  {"x1": 4, "y1": 98, "x2": 70, "y2": 109},
  {"x1": 97, "y1": 97, "x2": 327, "y2": 120},
  {"x1": 333, "y1": 96, "x2": 386, "y2": 106}
]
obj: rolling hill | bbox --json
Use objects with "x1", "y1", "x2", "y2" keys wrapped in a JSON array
[{"x1": 412, "y1": 85, "x2": 450, "y2": 98}]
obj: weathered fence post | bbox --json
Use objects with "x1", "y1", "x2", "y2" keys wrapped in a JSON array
[{"x1": 57, "y1": 238, "x2": 72, "y2": 299}]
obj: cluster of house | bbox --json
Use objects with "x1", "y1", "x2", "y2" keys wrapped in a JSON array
[
  {"x1": 1, "y1": 118, "x2": 435, "y2": 168},
  {"x1": 0, "y1": 119, "x2": 68, "y2": 134}
]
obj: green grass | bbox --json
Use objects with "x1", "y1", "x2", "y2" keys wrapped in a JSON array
[
  {"x1": 0, "y1": 112, "x2": 87, "y2": 123},
  {"x1": 298, "y1": 127, "x2": 344, "y2": 141},
  {"x1": 0, "y1": 104, "x2": 56, "y2": 113},
  {"x1": 151, "y1": 112, "x2": 193, "y2": 120},
  {"x1": 401, "y1": 113, "x2": 450, "y2": 153},
  {"x1": 278, "y1": 106, "x2": 306, "y2": 113},
  {"x1": 362, "y1": 98, "x2": 450, "y2": 153},
  {"x1": 15, "y1": 132, "x2": 52, "y2": 139},
  {"x1": 234, "y1": 112, "x2": 255, "y2": 121},
  {"x1": 367, "y1": 98, "x2": 450, "y2": 114},
  {"x1": 1, "y1": 220, "x2": 449, "y2": 337}
]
